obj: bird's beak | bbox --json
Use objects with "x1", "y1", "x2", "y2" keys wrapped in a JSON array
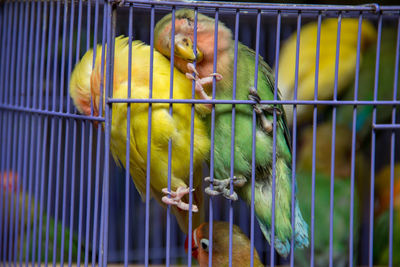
[
  {"x1": 174, "y1": 36, "x2": 203, "y2": 63},
  {"x1": 185, "y1": 231, "x2": 199, "y2": 259}
]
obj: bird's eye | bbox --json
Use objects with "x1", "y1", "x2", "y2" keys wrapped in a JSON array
[
  {"x1": 200, "y1": 238, "x2": 209, "y2": 252},
  {"x1": 186, "y1": 19, "x2": 192, "y2": 26}
]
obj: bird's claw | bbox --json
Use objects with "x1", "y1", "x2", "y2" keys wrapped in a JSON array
[
  {"x1": 204, "y1": 176, "x2": 247, "y2": 201},
  {"x1": 185, "y1": 63, "x2": 223, "y2": 109},
  {"x1": 248, "y1": 87, "x2": 282, "y2": 133},
  {"x1": 161, "y1": 186, "x2": 198, "y2": 212}
]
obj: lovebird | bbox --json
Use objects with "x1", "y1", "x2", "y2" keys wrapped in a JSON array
[
  {"x1": 337, "y1": 27, "x2": 400, "y2": 145},
  {"x1": 295, "y1": 122, "x2": 366, "y2": 267},
  {"x1": 185, "y1": 221, "x2": 264, "y2": 267},
  {"x1": 1, "y1": 171, "x2": 83, "y2": 262},
  {"x1": 373, "y1": 164, "x2": 400, "y2": 265},
  {"x1": 155, "y1": 9, "x2": 309, "y2": 257},
  {"x1": 69, "y1": 36, "x2": 210, "y2": 233},
  {"x1": 278, "y1": 18, "x2": 377, "y2": 126}
]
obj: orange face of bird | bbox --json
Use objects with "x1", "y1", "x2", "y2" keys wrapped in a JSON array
[
  {"x1": 185, "y1": 224, "x2": 210, "y2": 266},
  {"x1": 156, "y1": 18, "x2": 204, "y2": 63}
]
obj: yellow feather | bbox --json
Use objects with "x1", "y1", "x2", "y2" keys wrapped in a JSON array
[
  {"x1": 69, "y1": 36, "x2": 210, "y2": 233},
  {"x1": 277, "y1": 18, "x2": 377, "y2": 125}
]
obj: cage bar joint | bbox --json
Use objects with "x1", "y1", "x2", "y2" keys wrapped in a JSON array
[{"x1": 363, "y1": 3, "x2": 381, "y2": 13}]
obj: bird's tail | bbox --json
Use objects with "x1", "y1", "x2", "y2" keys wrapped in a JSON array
[
  {"x1": 69, "y1": 48, "x2": 97, "y2": 116},
  {"x1": 256, "y1": 200, "x2": 309, "y2": 258},
  {"x1": 251, "y1": 157, "x2": 309, "y2": 258}
]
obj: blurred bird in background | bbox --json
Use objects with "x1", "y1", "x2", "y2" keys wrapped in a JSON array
[
  {"x1": 294, "y1": 122, "x2": 367, "y2": 267},
  {"x1": 373, "y1": 164, "x2": 400, "y2": 266},
  {"x1": 1, "y1": 171, "x2": 82, "y2": 262},
  {"x1": 277, "y1": 18, "x2": 377, "y2": 126},
  {"x1": 69, "y1": 36, "x2": 210, "y2": 233},
  {"x1": 337, "y1": 27, "x2": 400, "y2": 145},
  {"x1": 185, "y1": 221, "x2": 264, "y2": 266},
  {"x1": 154, "y1": 9, "x2": 309, "y2": 257}
]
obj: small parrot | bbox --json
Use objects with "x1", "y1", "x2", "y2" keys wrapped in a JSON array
[
  {"x1": 337, "y1": 27, "x2": 400, "y2": 145},
  {"x1": 185, "y1": 221, "x2": 264, "y2": 267},
  {"x1": 1, "y1": 171, "x2": 83, "y2": 262},
  {"x1": 69, "y1": 36, "x2": 210, "y2": 233},
  {"x1": 155, "y1": 9, "x2": 309, "y2": 257},
  {"x1": 373, "y1": 163, "x2": 400, "y2": 266},
  {"x1": 277, "y1": 18, "x2": 377, "y2": 126}
]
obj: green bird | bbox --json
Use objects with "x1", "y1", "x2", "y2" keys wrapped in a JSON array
[
  {"x1": 154, "y1": 9, "x2": 309, "y2": 257},
  {"x1": 337, "y1": 27, "x2": 400, "y2": 145},
  {"x1": 1, "y1": 171, "x2": 85, "y2": 263}
]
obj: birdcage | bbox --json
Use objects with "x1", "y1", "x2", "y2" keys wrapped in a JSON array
[{"x1": 0, "y1": 0, "x2": 399, "y2": 266}]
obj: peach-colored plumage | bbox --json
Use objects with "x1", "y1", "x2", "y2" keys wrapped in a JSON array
[{"x1": 69, "y1": 36, "x2": 210, "y2": 233}]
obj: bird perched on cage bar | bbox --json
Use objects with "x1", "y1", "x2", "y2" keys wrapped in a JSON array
[
  {"x1": 154, "y1": 9, "x2": 309, "y2": 257},
  {"x1": 185, "y1": 221, "x2": 264, "y2": 267},
  {"x1": 277, "y1": 18, "x2": 377, "y2": 126},
  {"x1": 69, "y1": 36, "x2": 210, "y2": 233}
]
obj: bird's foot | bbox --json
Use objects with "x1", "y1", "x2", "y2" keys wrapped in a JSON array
[
  {"x1": 248, "y1": 87, "x2": 282, "y2": 133},
  {"x1": 162, "y1": 186, "x2": 198, "y2": 212},
  {"x1": 186, "y1": 63, "x2": 222, "y2": 109},
  {"x1": 204, "y1": 176, "x2": 247, "y2": 201}
]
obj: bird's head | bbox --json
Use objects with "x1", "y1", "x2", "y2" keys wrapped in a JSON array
[
  {"x1": 185, "y1": 221, "x2": 263, "y2": 266},
  {"x1": 154, "y1": 9, "x2": 232, "y2": 77}
]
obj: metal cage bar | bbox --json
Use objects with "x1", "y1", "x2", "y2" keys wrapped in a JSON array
[{"x1": 0, "y1": 1, "x2": 400, "y2": 267}]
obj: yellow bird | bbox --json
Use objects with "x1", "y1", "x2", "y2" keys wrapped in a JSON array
[
  {"x1": 277, "y1": 18, "x2": 377, "y2": 125},
  {"x1": 69, "y1": 36, "x2": 210, "y2": 233}
]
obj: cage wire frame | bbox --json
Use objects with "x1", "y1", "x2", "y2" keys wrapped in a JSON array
[{"x1": 0, "y1": 0, "x2": 400, "y2": 266}]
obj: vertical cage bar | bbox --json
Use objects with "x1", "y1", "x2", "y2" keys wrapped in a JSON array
[
  {"x1": 165, "y1": 7, "x2": 176, "y2": 267},
  {"x1": 290, "y1": 10, "x2": 302, "y2": 267},
  {"x1": 187, "y1": 7, "x2": 199, "y2": 267},
  {"x1": 2, "y1": 1, "x2": 14, "y2": 262},
  {"x1": 38, "y1": 1, "x2": 54, "y2": 265},
  {"x1": 60, "y1": 0, "x2": 76, "y2": 264},
  {"x1": 92, "y1": 2, "x2": 107, "y2": 266},
  {"x1": 388, "y1": 13, "x2": 400, "y2": 267},
  {"x1": 251, "y1": 9, "x2": 261, "y2": 267},
  {"x1": 74, "y1": 1, "x2": 85, "y2": 266},
  {"x1": 43, "y1": 0, "x2": 59, "y2": 265},
  {"x1": 53, "y1": 0, "x2": 69, "y2": 265},
  {"x1": 369, "y1": 13, "x2": 382, "y2": 267},
  {"x1": 208, "y1": 7, "x2": 219, "y2": 267},
  {"x1": 17, "y1": 0, "x2": 31, "y2": 265},
  {"x1": 23, "y1": 0, "x2": 38, "y2": 263},
  {"x1": 271, "y1": 10, "x2": 281, "y2": 267},
  {"x1": 349, "y1": 12, "x2": 364, "y2": 267},
  {"x1": 124, "y1": 4, "x2": 134, "y2": 267},
  {"x1": 67, "y1": 0, "x2": 82, "y2": 265},
  {"x1": 144, "y1": 4, "x2": 155, "y2": 267},
  {"x1": 0, "y1": 2, "x2": 8, "y2": 262},
  {"x1": 229, "y1": 9, "x2": 240, "y2": 267},
  {"x1": 100, "y1": 3, "x2": 116, "y2": 267},
  {"x1": 329, "y1": 12, "x2": 342, "y2": 267},
  {"x1": 31, "y1": 0, "x2": 45, "y2": 263},
  {"x1": 84, "y1": 0, "x2": 97, "y2": 266},
  {"x1": 33, "y1": 0, "x2": 49, "y2": 264},
  {"x1": 6, "y1": 1, "x2": 19, "y2": 265},
  {"x1": 12, "y1": 1, "x2": 26, "y2": 264}
]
